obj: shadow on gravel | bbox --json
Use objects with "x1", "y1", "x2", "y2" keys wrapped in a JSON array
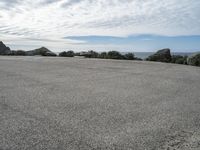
[{"x1": 159, "y1": 130, "x2": 200, "y2": 150}]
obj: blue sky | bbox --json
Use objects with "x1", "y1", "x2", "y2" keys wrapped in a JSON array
[
  {"x1": 65, "y1": 35, "x2": 200, "y2": 52},
  {"x1": 0, "y1": 0, "x2": 200, "y2": 52}
]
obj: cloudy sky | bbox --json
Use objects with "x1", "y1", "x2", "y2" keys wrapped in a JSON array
[{"x1": 0, "y1": 0, "x2": 200, "y2": 52}]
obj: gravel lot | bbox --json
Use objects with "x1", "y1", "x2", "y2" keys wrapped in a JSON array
[{"x1": 0, "y1": 56, "x2": 200, "y2": 150}]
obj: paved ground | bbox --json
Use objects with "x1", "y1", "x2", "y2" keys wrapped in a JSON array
[{"x1": 0, "y1": 56, "x2": 200, "y2": 150}]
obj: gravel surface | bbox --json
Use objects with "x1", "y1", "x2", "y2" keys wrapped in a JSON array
[{"x1": 0, "y1": 56, "x2": 200, "y2": 150}]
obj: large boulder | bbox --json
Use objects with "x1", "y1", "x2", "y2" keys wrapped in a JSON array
[
  {"x1": 0, "y1": 41, "x2": 11, "y2": 55},
  {"x1": 146, "y1": 49, "x2": 172, "y2": 62},
  {"x1": 187, "y1": 52, "x2": 200, "y2": 66},
  {"x1": 26, "y1": 47, "x2": 51, "y2": 56},
  {"x1": 26, "y1": 47, "x2": 57, "y2": 56}
]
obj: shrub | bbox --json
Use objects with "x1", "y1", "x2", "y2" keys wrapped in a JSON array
[
  {"x1": 99, "y1": 52, "x2": 107, "y2": 59},
  {"x1": 171, "y1": 55, "x2": 188, "y2": 64},
  {"x1": 59, "y1": 51, "x2": 74, "y2": 57},
  {"x1": 187, "y1": 53, "x2": 200, "y2": 66},
  {"x1": 74, "y1": 52, "x2": 80, "y2": 56},
  {"x1": 84, "y1": 50, "x2": 99, "y2": 58},
  {"x1": 107, "y1": 51, "x2": 124, "y2": 59},
  {"x1": 134, "y1": 57, "x2": 143, "y2": 61},
  {"x1": 16, "y1": 50, "x2": 26, "y2": 56},
  {"x1": 124, "y1": 53, "x2": 135, "y2": 60}
]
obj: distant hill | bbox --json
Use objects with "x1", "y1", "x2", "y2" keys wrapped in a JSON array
[{"x1": 0, "y1": 41, "x2": 11, "y2": 55}]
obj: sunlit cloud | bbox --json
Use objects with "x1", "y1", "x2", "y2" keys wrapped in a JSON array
[{"x1": 0, "y1": 0, "x2": 200, "y2": 51}]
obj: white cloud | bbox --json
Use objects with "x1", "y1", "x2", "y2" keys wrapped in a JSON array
[{"x1": 0, "y1": 0, "x2": 200, "y2": 50}]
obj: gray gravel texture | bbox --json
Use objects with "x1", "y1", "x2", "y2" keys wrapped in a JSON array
[{"x1": 0, "y1": 56, "x2": 200, "y2": 150}]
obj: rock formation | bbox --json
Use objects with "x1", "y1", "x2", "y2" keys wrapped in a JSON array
[
  {"x1": 0, "y1": 41, "x2": 11, "y2": 55},
  {"x1": 43, "y1": 51, "x2": 57, "y2": 56},
  {"x1": 146, "y1": 49, "x2": 172, "y2": 62},
  {"x1": 26, "y1": 47, "x2": 51, "y2": 56}
]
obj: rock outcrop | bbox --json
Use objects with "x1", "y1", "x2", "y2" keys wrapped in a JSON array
[
  {"x1": 26, "y1": 47, "x2": 51, "y2": 56},
  {"x1": 0, "y1": 43, "x2": 56, "y2": 57},
  {"x1": 187, "y1": 52, "x2": 200, "y2": 66},
  {"x1": 146, "y1": 49, "x2": 172, "y2": 62},
  {"x1": 0, "y1": 41, "x2": 11, "y2": 55},
  {"x1": 43, "y1": 51, "x2": 57, "y2": 56}
]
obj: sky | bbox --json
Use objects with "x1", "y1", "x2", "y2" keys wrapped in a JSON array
[{"x1": 0, "y1": 0, "x2": 200, "y2": 52}]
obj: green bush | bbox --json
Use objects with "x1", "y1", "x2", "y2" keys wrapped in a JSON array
[
  {"x1": 134, "y1": 57, "x2": 143, "y2": 61},
  {"x1": 99, "y1": 52, "x2": 107, "y2": 59},
  {"x1": 187, "y1": 53, "x2": 200, "y2": 66},
  {"x1": 171, "y1": 55, "x2": 188, "y2": 64},
  {"x1": 99, "y1": 51, "x2": 142, "y2": 60},
  {"x1": 124, "y1": 53, "x2": 135, "y2": 60},
  {"x1": 85, "y1": 50, "x2": 99, "y2": 58},
  {"x1": 16, "y1": 50, "x2": 26, "y2": 56},
  {"x1": 74, "y1": 52, "x2": 80, "y2": 56},
  {"x1": 59, "y1": 51, "x2": 74, "y2": 57},
  {"x1": 107, "y1": 51, "x2": 124, "y2": 59}
]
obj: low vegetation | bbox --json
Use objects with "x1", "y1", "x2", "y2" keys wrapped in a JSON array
[
  {"x1": 187, "y1": 53, "x2": 200, "y2": 66},
  {"x1": 83, "y1": 50, "x2": 99, "y2": 58},
  {"x1": 171, "y1": 55, "x2": 188, "y2": 65},
  {"x1": 78, "y1": 50, "x2": 140, "y2": 60},
  {"x1": 9, "y1": 50, "x2": 26, "y2": 56},
  {"x1": 124, "y1": 53, "x2": 135, "y2": 60},
  {"x1": 146, "y1": 48, "x2": 200, "y2": 66},
  {"x1": 0, "y1": 41, "x2": 200, "y2": 66},
  {"x1": 59, "y1": 51, "x2": 74, "y2": 57}
]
